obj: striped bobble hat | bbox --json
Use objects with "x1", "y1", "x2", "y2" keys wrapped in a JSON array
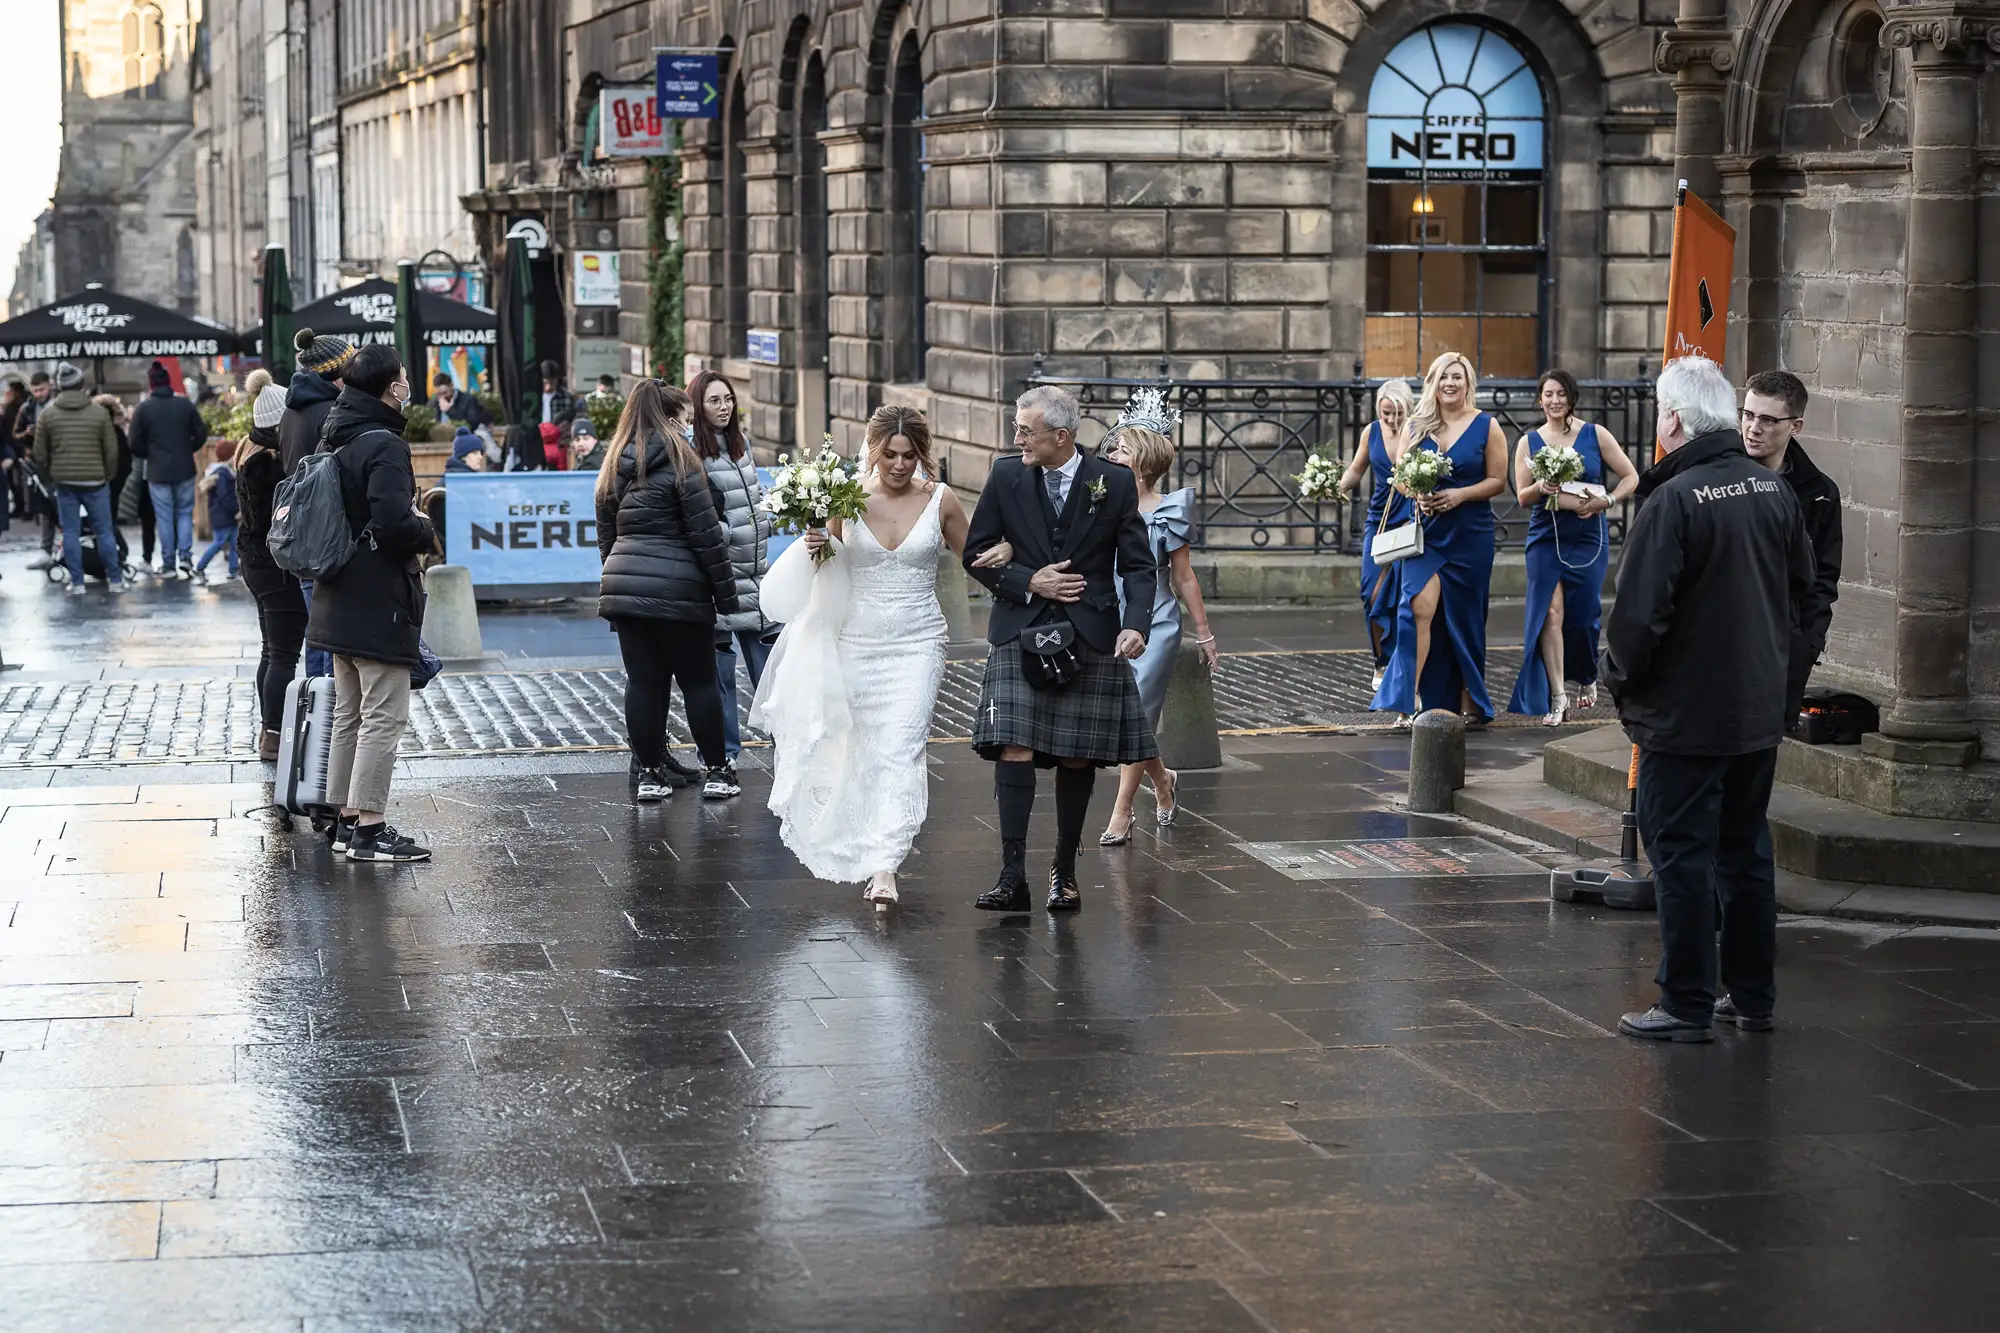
[{"x1": 293, "y1": 327, "x2": 356, "y2": 377}]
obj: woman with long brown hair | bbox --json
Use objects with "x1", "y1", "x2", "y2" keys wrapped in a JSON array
[
  {"x1": 688, "y1": 369, "x2": 774, "y2": 785},
  {"x1": 595, "y1": 380, "x2": 740, "y2": 803},
  {"x1": 757, "y1": 404, "x2": 973, "y2": 909}
]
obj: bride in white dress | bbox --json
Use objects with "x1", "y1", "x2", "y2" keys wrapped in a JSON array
[{"x1": 751, "y1": 405, "x2": 979, "y2": 908}]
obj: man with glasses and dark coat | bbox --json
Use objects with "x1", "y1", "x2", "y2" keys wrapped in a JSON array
[
  {"x1": 1601, "y1": 355, "x2": 1815, "y2": 1044},
  {"x1": 1740, "y1": 370, "x2": 1843, "y2": 717},
  {"x1": 962, "y1": 385, "x2": 1157, "y2": 914}
]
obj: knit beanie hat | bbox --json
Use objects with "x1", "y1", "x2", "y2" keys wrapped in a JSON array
[
  {"x1": 253, "y1": 383, "x2": 288, "y2": 428},
  {"x1": 294, "y1": 327, "x2": 356, "y2": 377},
  {"x1": 55, "y1": 361, "x2": 83, "y2": 391},
  {"x1": 147, "y1": 360, "x2": 172, "y2": 391}
]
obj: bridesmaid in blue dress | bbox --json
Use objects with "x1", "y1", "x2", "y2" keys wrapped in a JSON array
[
  {"x1": 1370, "y1": 352, "x2": 1508, "y2": 723},
  {"x1": 1336, "y1": 378, "x2": 1415, "y2": 691},
  {"x1": 1506, "y1": 369, "x2": 1640, "y2": 724},
  {"x1": 1099, "y1": 417, "x2": 1218, "y2": 845}
]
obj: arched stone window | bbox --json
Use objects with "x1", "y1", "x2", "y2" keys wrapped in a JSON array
[
  {"x1": 795, "y1": 52, "x2": 830, "y2": 437},
  {"x1": 724, "y1": 74, "x2": 750, "y2": 356},
  {"x1": 123, "y1": 3, "x2": 166, "y2": 101},
  {"x1": 883, "y1": 33, "x2": 924, "y2": 386},
  {"x1": 1364, "y1": 22, "x2": 1547, "y2": 378}
]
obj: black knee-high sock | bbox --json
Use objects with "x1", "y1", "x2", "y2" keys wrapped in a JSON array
[
  {"x1": 1053, "y1": 763, "x2": 1097, "y2": 877},
  {"x1": 995, "y1": 760, "x2": 1036, "y2": 876}
]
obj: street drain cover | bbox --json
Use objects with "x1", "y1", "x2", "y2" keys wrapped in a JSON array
[{"x1": 1237, "y1": 837, "x2": 1545, "y2": 880}]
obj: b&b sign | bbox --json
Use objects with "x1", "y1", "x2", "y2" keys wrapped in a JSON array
[{"x1": 600, "y1": 87, "x2": 667, "y2": 157}]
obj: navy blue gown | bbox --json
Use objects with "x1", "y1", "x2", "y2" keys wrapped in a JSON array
[
  {"x1": 1357, "y1": 421, "x2": 1408, "y2": 669},
  {"x1": 1508, "y1": 424, "x2": 1610, "y2": 716},
  {"x1": 1370, "y1": 412, "x2": 1497, "y2": 720}
]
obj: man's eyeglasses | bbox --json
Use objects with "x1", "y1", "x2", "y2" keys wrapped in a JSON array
[
  {"x1": 1741, "y1": 410, "x2": 1800, "y2": 432},
  {"x1": 1014, "y1": 423, "x2": 1054, "y2": 440}
]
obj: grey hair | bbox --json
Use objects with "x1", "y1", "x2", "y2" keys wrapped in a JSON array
[
  {"x1": 1655, "y1": 355, "x2": 1737, "y2": 439},
  {"x1": 1016, "y1": 384, "x2": 1081, "y2": 435}
]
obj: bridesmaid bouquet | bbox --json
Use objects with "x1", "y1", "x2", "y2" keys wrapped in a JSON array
[
  {"x1": 1295, "y1": 451, "x2": 1342, "y2": 504},
  {"x1": 1526, "y1": 443, "x2": 1585, "y2": 511},
  {"x1": 761, "y1": 436, "x2": 871, "y2": 565},
  {"x1": 1390, "y1": 445, "x2": 1452, "y2": 498}
]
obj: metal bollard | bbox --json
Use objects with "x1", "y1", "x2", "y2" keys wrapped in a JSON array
[
  {"x1": 421, "y1": 563, "x2": 484, "y2": 660},
  {"x1": 1156, "y1": 637, "x2": 1224, "y2": 771},
  {"x1": 1407, "y1": 709, "x2": 1465, "y2": 813}
]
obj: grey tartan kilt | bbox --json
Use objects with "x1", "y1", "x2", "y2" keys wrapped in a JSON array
[{"x1": 972, "y1": 639, "x2": 1160, "y2": 767}]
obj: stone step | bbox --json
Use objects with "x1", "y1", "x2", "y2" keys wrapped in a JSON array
[
  {"x1": 1190, "y1": 549, "x2": 1623, "y2": 605},
  {"x1": 1541, "y1": 726, "x2": 2000, "y2": 894},
  {"x1": 1454, "y1": 757, "x2": 2000, "y2": 926}
]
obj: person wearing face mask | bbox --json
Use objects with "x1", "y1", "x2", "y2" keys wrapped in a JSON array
[{"x1": 305, "y1": 344, "x2": 435, "y2": 865}]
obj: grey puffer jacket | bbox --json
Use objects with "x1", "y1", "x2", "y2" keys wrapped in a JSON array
[{"x1": 703, "y1": 449, "x2": 773, "y2": 632}]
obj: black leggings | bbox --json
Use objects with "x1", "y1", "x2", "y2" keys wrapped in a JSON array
[
  {"x1": 613, "y1": 617, "x2": 727, "y2": 770},
  {"x1": 243, "y1": 563, "x2": 308, "y2": 731}
]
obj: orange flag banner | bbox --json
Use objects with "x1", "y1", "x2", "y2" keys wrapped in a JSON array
[{"x1": 1661, "y1": 183, "x2": 1736, "y2": 366}]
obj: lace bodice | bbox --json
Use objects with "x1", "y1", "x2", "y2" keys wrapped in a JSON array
[{"x1": 843, "y1": 485, "x2": 947, "y2": 642}]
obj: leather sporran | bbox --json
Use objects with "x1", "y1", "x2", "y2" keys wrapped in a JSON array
[{"x1": 1019, "y1": 618, "x2": 1084, "y2": 691}]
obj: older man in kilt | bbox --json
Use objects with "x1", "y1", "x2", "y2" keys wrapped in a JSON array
[{"x1": 963, "y1": 385, "x2": 1158, "y2": 911}]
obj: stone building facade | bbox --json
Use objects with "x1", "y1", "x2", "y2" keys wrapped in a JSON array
[
  {"x1": 664, "y1": 0, "x2": 1681, "y2": 484},
  {"x1": 1661, "y1": 0, "x2": 2000, "y2": 760},
  {"x1": 48, "y1": 1, "x2": 202, "y2": 310}
]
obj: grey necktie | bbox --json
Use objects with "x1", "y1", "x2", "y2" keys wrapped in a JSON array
[{"x1": 1044, "y1": 466, "x2": 1064, "y2": 512}]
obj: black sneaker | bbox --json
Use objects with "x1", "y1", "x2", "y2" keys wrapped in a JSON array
[
  {"x1": 1714, "y1": 996, "x2": 1774, "y2": 1032},
  {"x1": 635, "y1": 767, "x2": 672, "y2": 803},
  {"x1": 701, "y1": 765, "x2": 741, "y2": 800},
  {"x1": 345, "y1": 823, "x2": 431, "y2": 863},
  {"x1": 326, "y1": 815, "x2": 359, "y2": 853}
]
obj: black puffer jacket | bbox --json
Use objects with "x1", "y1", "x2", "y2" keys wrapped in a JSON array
[
  {"x1": 1782, "y1": 441, "x2": 1844, "y2": 715},
  {"x1": 305, "y1": 389, "x2": 434, "y2": 667},
  {"x1": 279, "y1": 370, "x2": 341, "y2": 476},
  {"x1": 596, "y1": 434, "x2": 740, "y2": 625},
  {"x1": 126, "y1": 388, "x2": 208, "y2": 484},
  {"x1": 234, "y1": 426, "x2": 285, "y2": 572}
]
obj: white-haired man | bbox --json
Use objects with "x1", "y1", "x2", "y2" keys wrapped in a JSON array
[
  {"x1": 962, "y1": 384, "x2": 1157, "y2": 912},
  {"x1": 1601, "y1": 355, "x2": 1814, "y2": 1043}
]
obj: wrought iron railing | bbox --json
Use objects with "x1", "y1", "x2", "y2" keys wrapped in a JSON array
[{"x1": 1024, "y1": 358, "x2": 1654, "y2": 553}]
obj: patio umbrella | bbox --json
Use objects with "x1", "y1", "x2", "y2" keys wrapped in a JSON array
[
  {"x1": 260, "y1": 244, "x2": 295, "y2": 381},
  {"x1": 395, "y1": 261, "x2": 428, "y2": 400},
  {"x1": 249, "y1": 278, "x2": 497, "y2": 356},
  {"x1": 0, "y1": 286, "x2": 235, "y2": 363},
  {"x1": 494, "y1": 233, "x2": 536, "y2": 428}
]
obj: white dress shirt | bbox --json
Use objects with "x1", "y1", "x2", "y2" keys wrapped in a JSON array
[{"x1": 1042, "y1": 448, "x2": 1083, "y2": 513}]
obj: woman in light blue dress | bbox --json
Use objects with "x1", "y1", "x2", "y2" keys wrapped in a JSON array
[
  {"x1": 1336, "y1": 379, "x2": 1415, "y2": 691},
  {"x1": 1370, "y1": 352, "x2": 1508, "y2": 723},
  {"x1": 1099, "y1": 414, "x2": 1218, "y2": 845},
  {"x1": 1506, "y1": 369, "x2": 1639, "y2": 724}
]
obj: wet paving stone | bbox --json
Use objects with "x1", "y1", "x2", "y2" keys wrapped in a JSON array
[{"x1": 3, "y1": 736, "x2": 1999, "y2": 1328}]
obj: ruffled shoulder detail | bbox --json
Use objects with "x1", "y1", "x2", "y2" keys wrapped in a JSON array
[{"x1": 1150, "y1": 487, "x2": 1197, "y2": 553}]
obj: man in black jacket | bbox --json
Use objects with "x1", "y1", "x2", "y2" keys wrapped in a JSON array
[
  {"x1": 280, "y1": 328, "x2": 356, "y2": 674},
  {"x1": 1741, "y1": 370, "x2": 1843, "y2": 717},
  {"x1": 1601, "y1": 356, "x2": 1815, "y2": 1043},
  {"x1": 962, "y1": 384, "x2": 1157, "y2": 913},
  {"x1": 127, "y1": 361, "x2": 209, "y2": 578}
]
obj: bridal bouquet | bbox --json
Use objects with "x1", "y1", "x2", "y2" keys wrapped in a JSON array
[
  {"x1": 1390, "y1": 445, "x2": 1452, "y2": 497},
  {"x1": 1527, "y1": 442, "x2": 1585, "y2": 511},
  {"x1": 1295, "y1": 451, "x2": 1343, "y2": 504},
  {"x1": 760, "y1": 436, "x2": 870, "y2": 565}
]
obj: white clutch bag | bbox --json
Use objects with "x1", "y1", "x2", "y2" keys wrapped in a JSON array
[{"x1": 1370, "y1": 519, "x2": 1424, "y2": 565}]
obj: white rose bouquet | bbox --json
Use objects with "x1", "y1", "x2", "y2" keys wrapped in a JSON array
[
  {"x1": 1390, "y1": 445, "x2": 1452, "y2": 498},
  {"x1": 759, "y1": 435, "x2": 871, "y2": 565},
  {"x1": 1527, "y1": 442, "x2": 1585, "y2": 511},
  {"x1": 1294, "y1": 451, "x2": 1343, "y2": 505}
]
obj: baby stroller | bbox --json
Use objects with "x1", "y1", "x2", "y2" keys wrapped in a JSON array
[{"x1": 23, "y1": 459, "x2": 136, "y2": 586}]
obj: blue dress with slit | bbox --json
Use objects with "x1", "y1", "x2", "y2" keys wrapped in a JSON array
[
  {"x1": 1122, "y1": 488, "x2": 1196, "y2": 729},
  {"x1": 1507, "y1": 424, "x2": 1610, "y2": 716},
  {"x1": 1357, "y1": 421, "x2": 1408, "y2": 669},
  {"x1": 1370, "y1": 413, "x2": 1497, "y2": 720}
]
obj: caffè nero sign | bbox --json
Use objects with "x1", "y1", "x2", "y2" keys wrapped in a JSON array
[{"x1": 1366, "y1": 22, "x2": 1545, "y2": 182}]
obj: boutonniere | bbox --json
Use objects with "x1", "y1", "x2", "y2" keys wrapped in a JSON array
[{"x1": 1085, "y1": 475, "x2": 1108, "y2": 512}]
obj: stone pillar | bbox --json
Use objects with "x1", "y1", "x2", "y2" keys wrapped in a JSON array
[
  {"x1": 1654, "y1": 0, "x2": 1736, "y2": 204},
  {"x1": 1869, "y1": 9, "x2": 1993, "y2": 765}
]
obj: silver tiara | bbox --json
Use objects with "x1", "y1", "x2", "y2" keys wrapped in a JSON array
[{"x1": 1114, "y1": 385, "x2": 1181, "y2": 436}]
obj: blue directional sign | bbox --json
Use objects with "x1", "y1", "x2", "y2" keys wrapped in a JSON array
[{"x1": 657, "y1": 53, "x2": 721, "y2": 120}]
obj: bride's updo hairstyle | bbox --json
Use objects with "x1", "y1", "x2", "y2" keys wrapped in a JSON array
[{"x1": 865, "y1": 404, "x2": 936, "y2": 479}]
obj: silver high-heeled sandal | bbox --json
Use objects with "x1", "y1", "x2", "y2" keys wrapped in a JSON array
[
  {"x1": 863, "y1": 872, "x2": 899, "y2": 911},
  {"x1": 1155, "y1": 770, "x2": 1179, "y2": 827},
  {"x1": 1541, "y1": 689, "x2": 1571, "y2": 728},
  {"x1": 1099, "y1": 813, "x2": 1135, "y2": 847}
]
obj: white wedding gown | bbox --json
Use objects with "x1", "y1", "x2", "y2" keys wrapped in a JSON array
[{"x1": 752, "y1": 485, "x2": 948, "y2": 884}]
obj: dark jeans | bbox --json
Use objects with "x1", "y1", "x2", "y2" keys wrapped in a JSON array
[
  {"x1": 298, "y1": 580, "x2": 333, "y2": 677},
  {"x1": 614, "y1": 617, "x2": 727, "y2": 771},
  {"x1": 1636, "y1": 746, "x2": 1780, "y2": 1025},
  {"x1": 149, "y1": 478, "x2": 198, "y2": 565},
  {"x1": 716, "y1": 628, "x2": 774, "y2": 760},
  {"x1": 244, "y1": 564, "x2": 308, "y2": 732},
  {"x1": 136, "y1": 477, "x2": 155, "y2": 564},
  {"x1": 56, "y1": 483, "x2": 123, "y2": 586}
]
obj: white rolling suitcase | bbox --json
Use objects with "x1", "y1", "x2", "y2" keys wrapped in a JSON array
[{"x1": 273, "y1": 676, "x2": 337, "y2": 814}]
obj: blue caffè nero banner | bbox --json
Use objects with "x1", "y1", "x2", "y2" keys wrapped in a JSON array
[{"x1": 444, "y1": 472, "x2": 603, "y2": 594}]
